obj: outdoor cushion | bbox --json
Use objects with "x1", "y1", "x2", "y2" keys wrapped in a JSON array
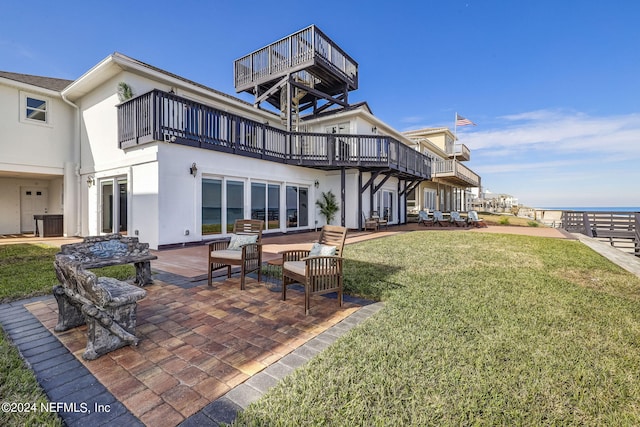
[
  {"x1": 227, "y1": 234, "x2": 258, "y2": 251},
  {"x1": 210, "y1": 249, "x2": 243, "y2": 260},
  {"x1": 309, "y1": 242, "x2": 337, "y2": 257},
  {"x1": 283, "y1": 260, "x2": 306, "y2": 276}
]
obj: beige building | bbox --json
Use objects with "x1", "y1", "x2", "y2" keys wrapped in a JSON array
[{"x1": 403, "y1": 128, "x2": 480, "y2": 213}]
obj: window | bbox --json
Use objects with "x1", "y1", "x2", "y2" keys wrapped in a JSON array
[
  {"x1": 286, "y1": 185, "x2": 309, "y2": 228},
  {"x1": 202, "y1": 178, "x2": 246, "y2": 234},
  {"x1": 227, "y1": 181, "x2": 244, "y2": 232},
  {"x1": 423, "y1": 189, "x2": 436, "y2": 211},
  {"x1": 101, "y1": 178, "x2": 128, "y2": 234},
  {"x1": 251, "y1": 182, "x2": 281, "y2": 230},
  {"x1": 21, "y1": 92, "x2": 50, "y2": 125},
  {"x1": 202, "y1": 178, "x2": 222, "y2": 234}
]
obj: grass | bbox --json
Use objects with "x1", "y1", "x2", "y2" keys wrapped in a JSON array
[
  {"x1": 0, "y1": 243, "x2": 135, "y2": 426},
  {"x1": 235, "y1": 231, "x2": 640, "y2": 426}
]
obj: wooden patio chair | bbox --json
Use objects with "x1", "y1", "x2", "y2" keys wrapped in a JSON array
[
  {"x1": 372, "y1": 210, "x2": 388, "y2": 229},
  {"x1": 281, "y1": 225, "x2": 348, "y2": 315},
  {"x1": 363, "y1": 212, "x2": 378, "y2": 231},
  {"x1": 467, "y1": 211, "x2": 488, "y2": 228},
  {"x1": 450, "y1": 211, "x2": 468, "y2": 227},
  {"x1": 208, "y1": 219, "x2": 263, "y2": 290}
]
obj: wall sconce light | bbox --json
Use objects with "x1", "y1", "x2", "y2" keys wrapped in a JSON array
[
  {"x1": 189, "y1": 162, "x2": 198, "y2": 177},
  {"x1": 314, "y1": 179, "x2": 320, "y2": 188},
  {"x1": 372, "y1": 126, "x2": 377, "y2": 133},
  {"x1": 87, "y1": 176, "x2": 95, "y2": 187}
]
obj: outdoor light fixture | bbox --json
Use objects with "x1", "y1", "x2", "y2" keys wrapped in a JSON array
[
  {"x1": 190, "y1": 162, "x2": 198, "y2": 177},
  {"x1": 87, "y1": 176, "x2": 95, "y2": 187},
  {"x1": 372, "y1": 126, "x2": 377, "y2": 133},
  {"x1": 314, "y1": 179, "x2": 320, "y2": 188}
]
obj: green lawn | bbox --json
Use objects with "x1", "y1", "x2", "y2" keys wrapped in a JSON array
[
  {"x1": 0, "y1": 244, "x2": 135, "y2": 427},
  {"x1": 236, "y1": 231, "x2": 640, "y2": 426}
]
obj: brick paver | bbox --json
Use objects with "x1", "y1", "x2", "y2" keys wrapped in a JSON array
[{"x1": 11, "y1": 273, "x2": 375, "y2": 426}]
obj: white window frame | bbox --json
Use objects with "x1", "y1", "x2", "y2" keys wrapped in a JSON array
[{"x1": 20, "y1": 91, "x2": 52, "y2": 127}]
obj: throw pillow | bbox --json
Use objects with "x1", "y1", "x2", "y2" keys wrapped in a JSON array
[
  {"x1": 309, "y1": 242, "x2": 337, "y2": 257},
  {"x1": 227, "y1": 233, "x2": 258, "y2": 251}
]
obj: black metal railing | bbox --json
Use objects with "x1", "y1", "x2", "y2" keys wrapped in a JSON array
[{"x1": 118, "y1": 90, "x2": 431, "y2": 179}]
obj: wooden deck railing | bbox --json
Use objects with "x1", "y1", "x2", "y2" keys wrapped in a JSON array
[
  {"x1": 563, "y1": 211, "x2": 640, "y2": 257},
  {"x1": 117, "y1": 90, "x2": 431, "y2": 179},
  {"x1": 234, "y1": 25, "x2": 358, "y2": 92},
  {"x1": 432, "y1": 159, "x2": 481, "y2": 187}
]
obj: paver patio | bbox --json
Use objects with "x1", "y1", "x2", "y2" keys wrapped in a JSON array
[{"x1": 1, "y1": 223, "x2": 580, "y2": 426}]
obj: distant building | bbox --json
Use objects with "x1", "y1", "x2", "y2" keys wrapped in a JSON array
[{"x1": 471, "y1": 189, "x2": 519, "y2": 213}]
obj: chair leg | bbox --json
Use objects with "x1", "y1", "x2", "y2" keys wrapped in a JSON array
[
  {"x1": 240, "y1": 264, "x2": 246, "y2": 290},
  {"x1": 207, "y1": 263, "x2": 212, "y2": 287},
  {"x1": 282, "y1": 276, "x2": 288, "y2": 301},
  {"x1": 305, "y1": 285, "x2": 311, "y2": 316}
]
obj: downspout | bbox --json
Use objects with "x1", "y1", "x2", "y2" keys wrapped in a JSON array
[{"x1": 60, "y1": 93, "x2": 82, "y2": 236}]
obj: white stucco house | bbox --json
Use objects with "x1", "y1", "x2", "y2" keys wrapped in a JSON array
[{"x1": 0, "y1": 26, "x2": 480, "y2": 249}]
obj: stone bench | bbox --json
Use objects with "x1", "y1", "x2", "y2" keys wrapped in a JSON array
[
  {"x1": 53, "y1": 254, "x2": 147, "y2": 360},
  {"x1": 57, "y1": 234, "x2": 158, "y2": 286}
]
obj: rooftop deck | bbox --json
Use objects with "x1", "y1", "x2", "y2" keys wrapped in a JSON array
[{"x1": 234, "y1": 25, "x2": 358, "y2": 108}]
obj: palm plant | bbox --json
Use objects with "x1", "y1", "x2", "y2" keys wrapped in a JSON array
[
  {"x1": 316, "y1": 190, "x2": 339, "y2": 225},
  {"x1": 117, "y1": 82, "x2": 134, "y2": 102}
]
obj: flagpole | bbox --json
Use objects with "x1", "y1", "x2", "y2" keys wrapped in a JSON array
[{"x1": 454, "y1": 112, "x2": 458, "y2": 140}]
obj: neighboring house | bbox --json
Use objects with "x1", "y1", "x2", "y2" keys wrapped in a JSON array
[
  {"x1": 402, "y1": 127, "x2": 481, "y2": 213},
  {"x1": 0, "y1": 26, "x2": 481, "y2": 249},
  {"x1": 471, "y1": 189, "x2": 519, "y2": 213},
  {"x1": 0, "y1": 71, "x2": 75, "y2": 235}
]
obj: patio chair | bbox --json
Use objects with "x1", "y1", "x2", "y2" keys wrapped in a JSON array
[
  {"x1": 372, "y1": 210, "x2": 388, "y2": 229},
  {"x1": 432, "y1": 210, "x2": 449, "y2": 227},
  {"x1": 450, "y1": 211, "x2": 468, "y2": 227},
  {"x1": 208, "y1": 219, "x2": 264, "y2": 290},
  {"x1": 467, "y1": 210, "x2": 488, "y2": 228},
  {"x1": 418, "y1": 210, "x2": 434, "y2": 226},
  {"x1": 281, "y1": 225, "x2": 347, "y2": 315},
  {"x1": 363, "y1": 212, "x2": 378, "y2": 231}
]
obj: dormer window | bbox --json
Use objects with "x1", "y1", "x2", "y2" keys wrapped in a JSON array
[{"x1": 20, "y1": 92, "x2": 50, "y2": 126}]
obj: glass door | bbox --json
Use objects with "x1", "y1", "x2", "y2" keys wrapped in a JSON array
[{"x1": 101, "y1": 178, "x2": 128, "y2": 234}]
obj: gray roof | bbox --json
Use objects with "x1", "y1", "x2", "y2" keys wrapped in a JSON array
[{"x1": 0, "y1": 71, "x2": 73, "y2": 91}]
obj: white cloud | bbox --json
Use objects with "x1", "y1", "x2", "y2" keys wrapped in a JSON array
[
  {"x1": 461, "y1": 110, "x2": 640, "y2": 159},
  {"x1": 461, "y1": 109, "x2": 640, "y2": 207}
]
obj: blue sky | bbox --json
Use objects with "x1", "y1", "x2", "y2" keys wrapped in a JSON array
[{"x1": 2, "y1": 0, "x2": 639, "y2": 207}]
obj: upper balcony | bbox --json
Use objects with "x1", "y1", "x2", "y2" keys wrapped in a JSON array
[
  {"x1": 447, "y1": 143, "x2": 471, "y2": 161},
  {"x1": 432, "y1": 159, "x2": 480, "y2": 188},
  {"x1": 234, "y1": 25, "x2": 358, "y2": 106},
  {"x1": 117, "y1": 90, "x2": 430, "y2": 180}
]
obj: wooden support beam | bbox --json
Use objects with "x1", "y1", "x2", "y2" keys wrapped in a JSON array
[
  {"x1": 254, "y1": 76, "x2": 289, "y2": 107},
  {"x1": 360, "y1": 170, "x2": 381, "y2": 194}
]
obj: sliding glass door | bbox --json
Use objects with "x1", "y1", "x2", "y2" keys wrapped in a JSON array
[
  {"x1": 100, "y1": 178, "x2": 128, "y2": 234},
  {"x1": 286, "y1": 185, "x2": 309, "y2": 228}
]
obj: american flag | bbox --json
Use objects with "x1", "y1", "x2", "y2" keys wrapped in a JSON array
[{"x1": 456, "y1": 114, "x2": 476, "y2": 126}]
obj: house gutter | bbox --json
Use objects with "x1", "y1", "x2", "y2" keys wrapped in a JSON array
[{"x1": 60, "y1": 93, "x2": 82, "y2": 236}]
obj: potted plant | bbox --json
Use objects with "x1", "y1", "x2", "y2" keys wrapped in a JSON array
[{"x1": 316, "y1": 190, "x2": 339, "y2": 225}]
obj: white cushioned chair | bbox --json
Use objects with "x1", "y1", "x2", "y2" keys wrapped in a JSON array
[
  {"x1": 208, "y1": 219, "x2": 263, "y2": 290},
  {"x1": 281, "y1": 225, "x2": 347, "y2": 315}
]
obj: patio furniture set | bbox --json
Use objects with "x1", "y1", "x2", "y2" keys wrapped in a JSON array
[
  {"x1": 418, "y1": 210, "x2": 488, "y2": 228},
  {"x1": 53, "y1": 224, "x2": 348, "y2": 359}
]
